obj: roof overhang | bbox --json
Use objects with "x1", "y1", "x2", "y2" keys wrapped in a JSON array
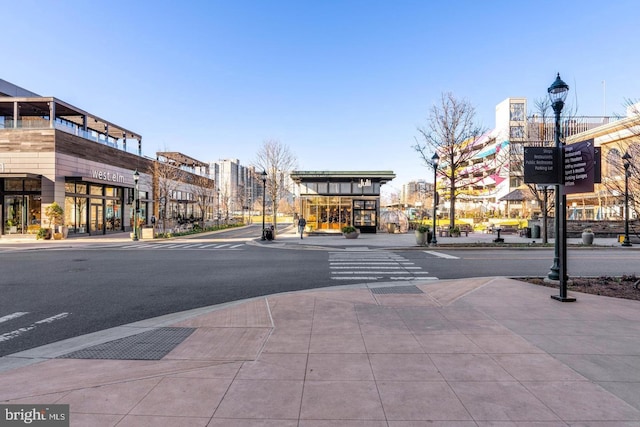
[
  {"x1": 290, "y1": 171, "x2": 396, "y2": 184},
  {"x1": 0, "y1": 96, "x2": 141, "y2": 141},
  {"x1": 0, "y1": 173, "x2": 42, "y2": 179}
]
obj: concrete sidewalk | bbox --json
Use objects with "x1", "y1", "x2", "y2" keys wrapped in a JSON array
[
  {"x1": 3, "y1": 276, "x2": 640, "y2": 425},
  {"x1": 2, "y1": 228, "x2": 640, "y2": 425}
]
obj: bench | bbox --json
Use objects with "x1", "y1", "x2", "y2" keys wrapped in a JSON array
[{"x1": 495, "y1": 226, "x2": 518, "y2": 234}]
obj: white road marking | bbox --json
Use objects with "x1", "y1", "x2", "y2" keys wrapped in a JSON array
[
  {"x1": 0, "y1": 312, "x2": 70, "y2": 343},
  {"x1": 330, "y1": 266, "x2": 422, "y2": 270},
  {"x1": 424, "y1": 250, "x2": 460, "y2": 259},
  {"x1": 0, "y1": 312, "x2": 28, "y2": 324}
]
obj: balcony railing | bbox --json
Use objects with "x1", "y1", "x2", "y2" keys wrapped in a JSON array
[{"x1": 1, "y1": 118, "x2": 136, "y2": 154}]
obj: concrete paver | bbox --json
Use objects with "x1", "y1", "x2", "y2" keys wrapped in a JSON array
[{"x1": 1, "y1": 229, "x2": 640, "y2": 425}]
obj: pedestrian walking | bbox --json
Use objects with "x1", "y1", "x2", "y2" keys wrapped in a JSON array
[{"x1": 298, "y1": 216, "x2": 306, "y2": 239}]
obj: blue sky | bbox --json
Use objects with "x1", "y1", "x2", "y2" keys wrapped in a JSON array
[{"x1": 4, "y1": 0, "x2": 639, "y2": 192}]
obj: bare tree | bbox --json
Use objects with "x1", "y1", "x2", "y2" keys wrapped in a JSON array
[
  {"x1": 153, "y1": 159, "x2": 182, "y2": 233},
  {"x1": 601, "y1": 100, "x2": 640, "y2": 223},
  {"x1": 218, "y1": 184, "x2": 232, "y2": 223},
  {"x1": 254, "y1": 140, "x2": 297, "y2": 234},
  {"x1": 414, "y1": 92, "x2": 484, "y2": 229},
  {"x1": 189, "y1": 176, "x2": 216, "y2": 229}
]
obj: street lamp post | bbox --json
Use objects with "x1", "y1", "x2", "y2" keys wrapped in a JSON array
[
  {"x1": 261, "y1": 170, "x2": 267, "y2": 241},
  {"x1": 431, "y1": 153, "x2": 439, "y2": 246},
  {"x1": 546, "y1": 73, "x2": 574, "y2": 302},
  {"x1": 132, "y1": 169, "x2": 139, "y2": 241},
  {"x1": 622, "y1": 152, "x2": 632, "y2": 247}
]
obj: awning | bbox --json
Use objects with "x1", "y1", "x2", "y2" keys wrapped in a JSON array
[{"x1": 0, "y1": 173, "x2": 41, "y2": 179}]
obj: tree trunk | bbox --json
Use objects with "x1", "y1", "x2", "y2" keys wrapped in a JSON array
[{"x1": 449, "y1": 178, "x2": 456, "y2": 229}]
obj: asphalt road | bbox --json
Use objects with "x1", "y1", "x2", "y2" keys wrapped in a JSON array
[{"x1": 1, "y1": 225, "x2": 638, "y2": 356}]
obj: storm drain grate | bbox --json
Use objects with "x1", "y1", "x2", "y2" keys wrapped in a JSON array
[
  {"x1": 58, "y1": 327, "x2": 195, "y2": 360},
  {"x1": 371, "y1": 285, "x2": 424, "y2": 295}
]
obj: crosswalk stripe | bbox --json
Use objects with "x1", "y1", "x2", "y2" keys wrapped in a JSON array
[
  {"x1": 0, "y1": 312, "x2": 28, "y2": 324},
  {"x1": 328, "y1": 251, "x2": 436, "y2": 281},
  {"x1": 423, "y1": 250, "x2": 460, "y2": 259},
  {"x1": 332, "y1": 271, "x2": 428, "y2": 275},
  {"x1": 330, "y1": 266, "x2": 422, "y2": 270},
  {"x1": 0, "y1": 312, "x2": 70, "y2": 343}
]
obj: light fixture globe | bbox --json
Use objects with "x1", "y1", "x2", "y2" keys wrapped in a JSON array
[
  {"x1": 431, "y1": 152, "x2": 439, "y2": 166},
  {"x1": 548, "y1": 73, "x2": 569, "y2": 105}
]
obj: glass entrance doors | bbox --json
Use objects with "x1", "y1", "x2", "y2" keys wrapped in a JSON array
[{"x1": 90, "y1": 201, "x2": 104, "y2": 234}]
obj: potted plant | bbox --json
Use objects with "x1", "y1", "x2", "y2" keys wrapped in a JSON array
[
  {"x1": 581, "y1": 227, "x2": 595, "y2": 245},
  {"x1": 45, "y1": 202, "x2": 65, "y2": 239},
  {"x1": 450, "y1": 225, "x2": 461, "y2": 237},
  {"x1": 5, "y1": 219, "x2": 17, "y2": 234},
  {"x1": 342, "y1": 225, "x2": 359, "y2": 239},
  {"x1": 415, "y1": 224, "x2": 429, "y2": 246},
  {"x1": 36, "y1": 227, "x2": 51, "y2": 240}
]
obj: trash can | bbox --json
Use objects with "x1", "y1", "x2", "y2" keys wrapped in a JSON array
[
  {"x1": 532, "y1": 225, "x2": 541, "y2": 239},
  {"x1": 524, "y1": 227, "x2": 532, "y2": 238},
  {"x1": 264, "y1": 227, "x2": 274, "y2": 241}
]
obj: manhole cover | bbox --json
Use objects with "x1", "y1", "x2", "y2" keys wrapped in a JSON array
[{"x1": 58, "y1": 327, "x2": 195, "y2": 360}]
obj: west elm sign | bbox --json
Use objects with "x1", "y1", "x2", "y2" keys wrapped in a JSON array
[{"x1": 91, "y1": 169, "x2": 126, "y2": 184}]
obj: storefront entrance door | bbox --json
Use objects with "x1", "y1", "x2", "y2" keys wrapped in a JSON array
[{"x1": 90, "y1": 203, "x2": 104, "y2": 234}]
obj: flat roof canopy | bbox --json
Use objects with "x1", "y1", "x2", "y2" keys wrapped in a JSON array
[
  {"x1": 290, "y1": 171, "x2": 395, "y2": 184},
  {"x1": 0, "y1": 96, "x2": 141, "y2": 141}
]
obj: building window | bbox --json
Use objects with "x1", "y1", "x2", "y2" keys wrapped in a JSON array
[
  {"x1": 510, "y1": 102, "x2": 525, "y2": 121},
  {"x1": 510, "y1": 126, "x2": 524, "y2": 139},
  {"x1": 606, "y1": 148, "x2": 621, "y2": 177}
]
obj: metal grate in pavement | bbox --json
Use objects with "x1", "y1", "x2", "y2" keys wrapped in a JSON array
[
  {"x1": 370, "y1": 285, "x2": 424, "y2": 295},
  {"x1": 58, "y1": 327, "x2": 195, "y2": 360}
]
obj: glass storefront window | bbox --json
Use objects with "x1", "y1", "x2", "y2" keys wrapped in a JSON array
[
  {"x1": 4, "y1": 195, "x2": 23, "y2": 234},
  {"x1": 24, "y1": 179, "x2": 41, "y2": 191},
  {"x1": 76, "y1": 184, "x2": 87, "y2": 194},
  {"x1": 4, "y1": 179, "x2": 22, "y2": 191},
  {"x1": 90, "y1": 185, "x2": 103, "y2": 196},
  {"x1": 65, "y1": 183, "x2": 76, "y2": 193}
]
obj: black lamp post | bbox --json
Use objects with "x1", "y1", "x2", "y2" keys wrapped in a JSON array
[
  {"x1": 132, "y1": 169, "x2": 139, "y2": 241},
  {"x1": 622, "y1": 152, "x2": 632, "y2": 247},
  {"x1": 547, "y1": 73, "x2": 574, "y2": 302},
  {"x1": 261, "y1": 170, "x2": 267, "y2": 240},
  {"x1": 431, "y1": 152, "x2": 439, "y2": 246}
]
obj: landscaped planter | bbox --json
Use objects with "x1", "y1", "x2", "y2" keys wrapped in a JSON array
[{"x1": 582, "y1": 231, "x2": 595, "y2": 245}]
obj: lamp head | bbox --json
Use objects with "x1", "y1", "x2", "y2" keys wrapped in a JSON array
[
  {"x1": 548, "y1": 73, "x2": 569, "y2": 106},
  {"x1": 431, "y1": 152, "x2": 439, "y2": 166},
  {"x1": 261, "y1": 170, "x2": 267, "y2": 182},
  {"x1": 133, "y1": 169, "x2": 139, "y2": 183},
  {"x1": 622, "y1": 152, "x2": 631, "y2": 171}
]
